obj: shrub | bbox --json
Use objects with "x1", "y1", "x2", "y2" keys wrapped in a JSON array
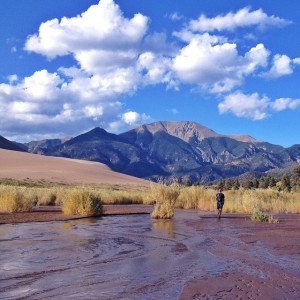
[
  {"x1": 151, "y1": 182, "x2": 180, "y2": 219},
  {"x1": 251, "y1": 209, "x2": 269, "y2": 222},
  {"x1": 250, "y1": 209, "x2": 279, "y2": 223},
  {"x1": 62, "y1": 189, "x2": 103, "y2": 216},
  {"x1": 0, "y1": 186, "x2": 35, "y2": 212}
]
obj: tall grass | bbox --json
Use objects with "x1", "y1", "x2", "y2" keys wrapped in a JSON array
[
  {"x1": 62, "y1": 189, "x2": 103, "y2": 216},
  {"x1": 176, "y1": 186, "x2": 300, "y2": 214},
  {"x1": 176, "y1": 186, "x2": 215, "y2": 210},
  {"x1": 151, "y1": 182, "x2": 180, "y2": 219},
  {"x1": 0, "y1": 185, "x2": 36, "y2": 212},
  {"x1": 1, "y1": 179, "x2": 299, "y2": 216}
]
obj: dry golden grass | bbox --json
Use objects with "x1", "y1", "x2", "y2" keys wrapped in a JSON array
[
  {"x1": 150, "y1": 182, "x2": 180, "y2": 219},
  {"x1": 176, "y1": 186, "x2": 300, "y2": 214},
  {"x1": 1, "y1": 179, "x2": 299, "y2": 216},
  {"x1": 62, "y1": 188, "x2": 102, "y2": 216},
  {"x1": 0, "y1": 185, "x2": 36, "y2": 213}
]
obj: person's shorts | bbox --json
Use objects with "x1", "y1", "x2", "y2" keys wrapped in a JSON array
[{"x1": 217, "y1": 201, "x2": 224, "y2": 209}]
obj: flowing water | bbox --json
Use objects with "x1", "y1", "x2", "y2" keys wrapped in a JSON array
[{"x1": 0, "y1": 210, "x2": 299, "y2": 299}]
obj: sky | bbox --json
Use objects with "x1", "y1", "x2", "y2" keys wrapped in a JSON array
[{"x1": 0, "y1": 0, "x2": 299, "y2": 147}]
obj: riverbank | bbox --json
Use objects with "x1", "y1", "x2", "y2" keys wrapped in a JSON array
[{"x1": 0, "y1": 205, "x2": 153, "y2": 224}]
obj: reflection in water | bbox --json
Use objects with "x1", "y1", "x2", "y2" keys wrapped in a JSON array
[
  {"x1": 59, "y1": 222, "x2": 72, "y2": 230},
  {"x1": 152, "y1": 219, "x2": 176, "y2": 238}
]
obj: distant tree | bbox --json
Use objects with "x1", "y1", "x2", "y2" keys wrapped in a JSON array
[
  {"x1": 259, "y1": 176, "x2": 270, "y2": 189},
  {"x1": 291, "y1": 166, "x2": 300, "y2": 188},
  {"x1": 224, "y1": 178, "x2": 234, "y2": 190},
  {"x1": 269, "y1": 176, "x2": 277, "y2": 188},
  {"x1": 184, "y1": 179, "x2": 193, "y2": 187},
  {"x1": 252, "y1": 178, "x2": 259, "y2": 189},
  {"x1": 280, "y1": 173, "x2": 291, "y2": 192},
  {"x1": 241, "y1": 178, "x2": 252, "y2": 189},
  {"x1": 232, "y1": 178, "x2": 240, "y2": 190}
]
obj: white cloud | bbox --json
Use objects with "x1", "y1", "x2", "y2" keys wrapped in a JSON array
[
  {"x1": 168, "y1": 12, "x2": 184, "y2": 21},
  {"x1": 25, "y1": 0, "x2": 148, "y2": 60},
  {"x1": 138, "y1": 52, "x2": 174, "y2": 87},
  {"x1": 122, "y1": 111, "x2": 150, "y2": 125},
  {"x1": 172, "y1": 34, "x2": 269, "y2": 93},
  {"x1": 218, "y1": 91, "x2": 270, "y2": 120},
  {"x1": 219, "y1": 92, "x2": 300, "y2": 120},
  {"x1": 189, "y1": 7, "x2": 290, "y2": 32},
  {"x1": 263, "y1": 54, "x2": 300, "y2": 78},
  {"x1": 271, "y1": 98, "x2": 300, "y2": 111}
]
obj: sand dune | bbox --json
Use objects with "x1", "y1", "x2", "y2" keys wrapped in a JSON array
[{"x1": 0, "y1": 149, "x2": 149, "y2": 186}]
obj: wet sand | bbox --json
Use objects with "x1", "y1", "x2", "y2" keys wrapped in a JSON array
[
  {"x1": 0, "y1": 210, "x2": 299, "y2": 299},
  {"x1": 0, "y1": 205, "x2": 152, "y2": 224}
]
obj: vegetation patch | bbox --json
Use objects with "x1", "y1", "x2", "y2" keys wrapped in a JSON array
[
  {"x1": 62, "y1": 189, "x2": 103, "y2": 216},
  {"x1": 151, "y1": 182, "x2": 180, "y2": 219},
  {"x1": 251, "y1": 209, "x2": 279, "y2": 223},
  {"x1": 0, "y1": 186, "x2": 36, "y2": 213}
]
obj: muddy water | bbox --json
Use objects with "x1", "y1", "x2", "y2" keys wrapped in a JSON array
[{"x1": 0, "y1": 210, "x2": 299, "y2": 299}]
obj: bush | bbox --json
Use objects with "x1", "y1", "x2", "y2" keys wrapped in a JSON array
[
  {"x1": 0, "y1": 186, "x2": 35, "y2": 212},
  {"x1": 251, "y1": 209, "x2": 269, "y2": 222},
  {"x1": 251, "y1": 209, "x2": 279, "y2": 223},
  {"x1": 62, "y1": 189, "x2": 103, "y2": 216},
  {"x1": 151, "y1": 182, "x2": 180, "y2": 219}
]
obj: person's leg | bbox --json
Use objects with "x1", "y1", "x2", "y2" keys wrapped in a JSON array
[{"x1": 217, "y1": 203, "x2": 221, "y2": 217}]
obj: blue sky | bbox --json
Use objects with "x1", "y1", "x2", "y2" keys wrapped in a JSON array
[{"x1": 0, "y1": 0, "x2": 299, "y2": 147}]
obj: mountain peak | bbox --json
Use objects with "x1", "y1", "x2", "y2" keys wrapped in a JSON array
[{"x1": 135, "y1": 121, "x2": 221, "y2": 142}]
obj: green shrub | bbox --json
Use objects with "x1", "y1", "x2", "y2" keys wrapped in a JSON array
[
  {"x1": 151, "y1": 182, "x2": 180, "y2": 219},
  {"x1": 62, "y1": 189, "x2": 103, "y2": 216},
  {"x1": 250, "y1": 209, "x2": 279, "y2": 223},
  {"x1": 251, "y1": 209, "x2": 269, "y2": 222}
]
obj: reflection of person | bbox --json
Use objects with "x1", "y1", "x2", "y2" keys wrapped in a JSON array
[{"x1": 216, "y1": 188, "x2": 225, "y2": 218}]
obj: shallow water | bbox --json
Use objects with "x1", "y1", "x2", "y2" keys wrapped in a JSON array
[{"x1": 0, "y1": 210, "x2": 299, "y2": 299}]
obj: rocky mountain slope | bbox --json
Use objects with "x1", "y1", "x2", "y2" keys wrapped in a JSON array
[
  {"x1": 0, "y1": 136, "x2": 26, "y2": 152},
  {"x1": 16, "y1": 121, "x2": 298, "y2": 183}
]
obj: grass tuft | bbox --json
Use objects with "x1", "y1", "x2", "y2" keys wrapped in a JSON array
[
  {"x1": 62, "y1": 189, "x2": 103, "y2": 216},
  {"x1": 151, "y1": 182, "x2": 180, "y2": 219},
  {"x1": 250, "y1": 209, "x2": 279, "y2": 223},
  {"x1": 0, "y1": 185, "x2": 35, "y2": 212}
]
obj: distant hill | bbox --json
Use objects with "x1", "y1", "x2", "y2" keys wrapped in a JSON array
[
  {"x1": 22, "y1": 137, "x2": 71, "y2": 154},
  {"x1": 0, "y1": 135, "x2": 26, "y2": 152},
  {"x1": 22, "y1": 121, "x2": 299, "y2": 183}
]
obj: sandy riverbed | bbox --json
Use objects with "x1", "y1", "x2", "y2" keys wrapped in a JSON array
[{"x1": 0, "y1": 209, "x2": 299, "y2": 299}]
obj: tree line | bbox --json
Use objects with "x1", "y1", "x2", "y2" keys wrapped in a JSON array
[
  {"x1": 213, "y1": 166, "x2": 300, "y2": 192},
  {"x1": 183, "y1": 166, "x2": 300, "y2": 192}
]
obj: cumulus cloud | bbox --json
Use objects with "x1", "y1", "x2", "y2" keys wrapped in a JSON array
[
  {"x1": 188, "y1": 7, "x2": 290, "y2": 32},
  {"x1": 263, "y1": 54, "x2": 300, "y2": 78},
  {"x1": 219, "y1": 91, "x2": 300, "y2": 120},
  {"x1": 218, "y1": 91, "x2": 270, "y2": 120},
  {"x1": 271, "y1": 98, "x2": 300, "y2": 111},
  {"x1": 122, "y1": 111, "x2": 150, "y2": 125},
  {"x1": 172, "y1": 34, "x2": 269, "y2": 92},
  {"x1": 25, "y1": 0, "x2": 148, "y2": 60}
]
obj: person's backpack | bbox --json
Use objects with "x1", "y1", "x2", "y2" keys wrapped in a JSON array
[{"x1": 216, "y1": 192, "x2": 224, "y2": 202}]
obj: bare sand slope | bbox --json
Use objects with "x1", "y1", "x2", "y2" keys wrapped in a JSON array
[{"x1": 0, "y1": 149, "x2": 149, "y2": 186}]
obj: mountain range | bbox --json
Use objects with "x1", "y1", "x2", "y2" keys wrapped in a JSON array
[{"x1": 7, "y1": 121, "x2": 298, "y2": 183}]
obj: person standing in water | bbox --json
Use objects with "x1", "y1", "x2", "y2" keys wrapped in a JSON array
[{"x1": 216, "y1": 188, "x2": 225, "y2": 218}]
